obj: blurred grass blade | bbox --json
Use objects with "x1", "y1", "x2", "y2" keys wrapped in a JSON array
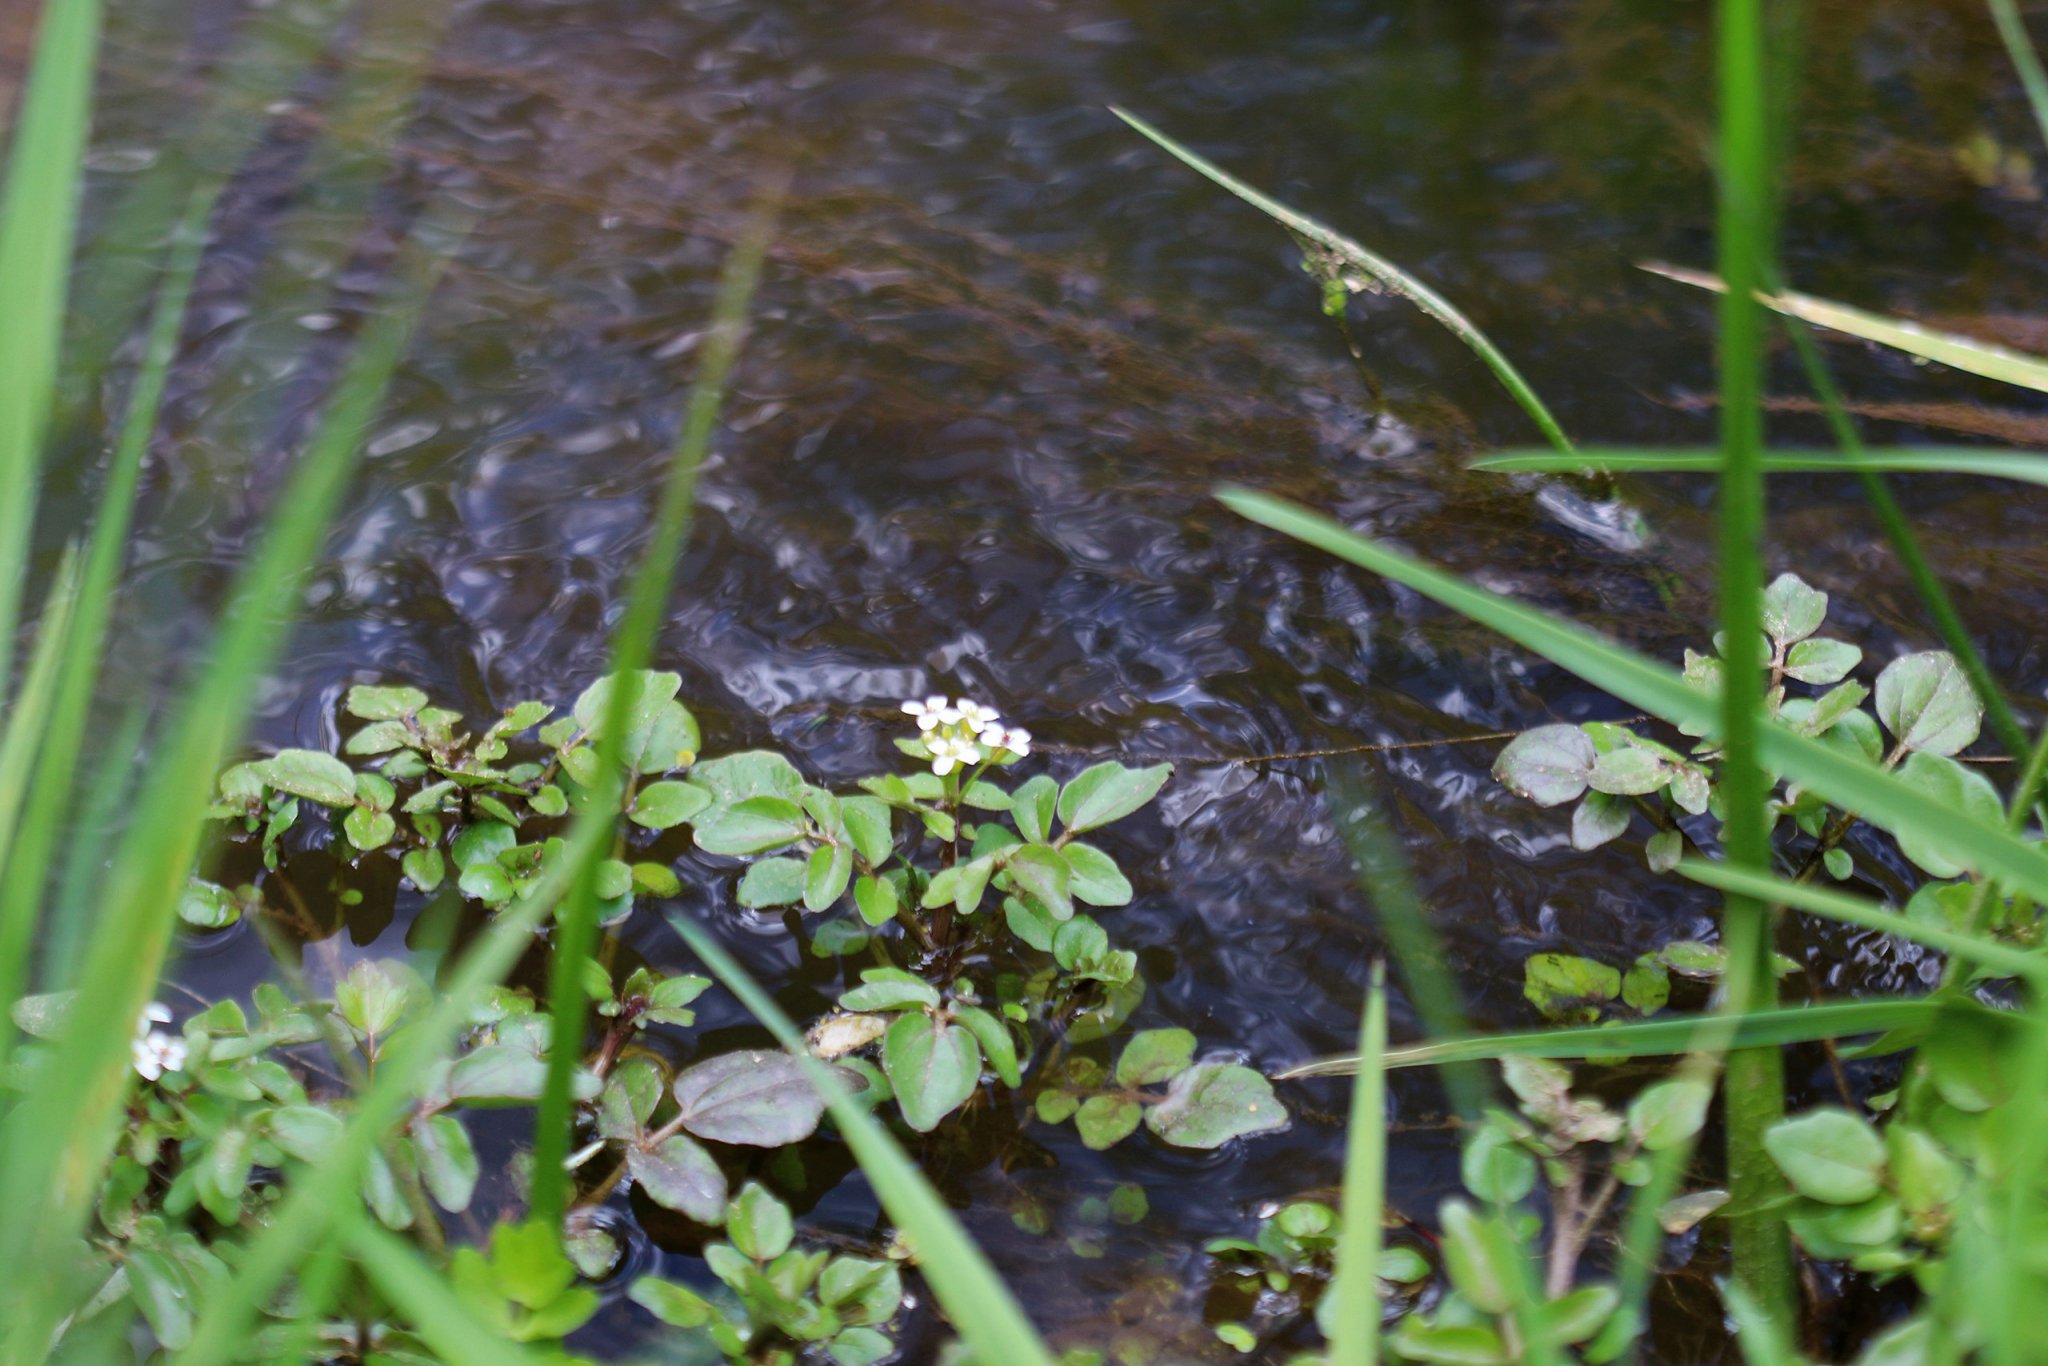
[
  {"x1": 1472, "y1": 447, "x2": 2048, "y2": 486},
  {"x1": 1217, "y1": 488, "x2": 2048, "y2": 905},
  {"x1": 59, "y1": 0, "x2": 348, "y2": 423},
  {"x1": 1678, "y1": 859, "x2": 2048, "y2": 982},
  {"x1": 0, "y1": 0, "x2": 105, "y2": 688},
  {"x1": 1275, "y1": 997, "x2": 1953, "y2": 1076},
  {"x1": 1326, "y1": 962, "x2": 1387, "y2": 1366},
  {"x1": 529, "y1": 195, "x2": 779, "y2": 1231},
  {"x1": 1646, "y1": 261, "x2": 2048, "y2": 394},
  {"x1": 671, "y1": 914, "x2": 1057, "y2": 1366},
  {"x1": 1723, "y1": 1278, "x2": 1807, "y2": 1365},
  {"x1": 0, "y1": 187, "x2": 216, "y2": 1064},
  {"x1": 0, "y1": 550, "x2": 82, "y2": 1061},
  {"x1": 0, "y1": 221, "x2": 459, "y2": 1351},
  {"x1": 345, "y1": 1217, "x2": 539, "y2": 1366},
  {"x1": 1328, "y1": 764, "x2": 1486, "y2": 1117},
  {"x1": 1112, "y1": 106, "x2": 1575, "y2": 454},
  {"x1": 1987, "y1": 0, "x2": 2048, "y2": 156}
]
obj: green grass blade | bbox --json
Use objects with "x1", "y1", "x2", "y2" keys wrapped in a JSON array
[
  {"x1": 0, "y1": 0, "x2": 106, "y2": 687},
  {"x1": 1677, "y1": 859, "x2": 2048, "y2": 982},
  {"x1": 1646, "y1": 261, "x2": 2048, "y2": 395},
  {"x1": 1326, "y1": 766, "x2": 1488, "y2": 1118},
  {"x1": 1327, "y1": 962, "x2": 1387, "y2": 1366},
  {"x1": 1274, "y1": 998, "x2": 1955, "y2": 1077},
  {"x1": 1216, "y1": 489, "x2": 2048, "y2": 906},
  {"x1": 0, "y1": 551, "x2": 82, "y2": 1062},
  {"x1": 1987, "y1": 0, "x2": 2048, "y2": 157},
  {"x1": 1111, "y1": 106, "x2": 1575, "y2": 455},
  {"x1": 1471, "y1": 448, "x2": 2048, "y2": 485},
  {"x1": 669, "y1": 914, "x2": 1057, "y2": 1366},
  {"x1": 1712, "y1": 0, "x2": 1790, "y2": 1313},
  {"x1": 0, "y1": 223, "x2": 457, "y2": 1351},
  {"x1": 0, "y1": 188, "x2": 215, "y2": 1065},
  {"x1": 344, "y1": 1218, "x2": 540, "y2": 1366},
  {"x1": 528, "y1": 199, "x2": 778, "y2": 1232}
]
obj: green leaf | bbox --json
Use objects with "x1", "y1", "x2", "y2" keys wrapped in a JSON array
[
  {"x1": 446, "y1": 1045, "x2": 552, "y2": 1105},
  {"x1": 459, "y1": 861, "x2": 514, "y2": 903},
  {"x1": 1010, "y1": 773, "x2": 1057, "y2": 844},
  {"x1": 1620, "y1": 957, "x2": 1670, "y2": 1013},
  {"x1": 1436, "y1": 1199, "x2": 1515, "y2": 1316},
  {"x1": 633, "y1": 861, "x2": 682, "y2": 897},
  {"x1": 1570, "y1": 791, "x2": 1631, "y2": 850},
  {"x1": 1761, "y1": 572, "x2": 1828, "y2": 646},
  {"x1": 343, "y1": 806, "x2": 396, "y2": 852},
  {"x1": 255, "y1": 749, "x2": 358, "y2": 806},
  {"x1": 954, "y1": 1006, "x2": 1021, "y2": 1088},
  {"x1": 629, "y1": 1133, "x2": 727, "y2": 1223},
  {"x1": 806, "y1": 843, "x2": 854, "y2": 912},
  {"x1": 1763, "y1": 1108, "x2": 1887, "y2": 1204},
  {"x1": 728, "y1": 1182, "x2": 794, "y2": 1261},
  {"x1": 1055, "y1": 761, "x2": 1173, "y2": 834},
  {"x1": 1144, "y1": 1063, "x2": 1288, "y2": 1148},
  {"x1": 672, "y1": 1050, "x2": 828, "y2": 1146},
  {"x1": 630, "y1": 1276, "x2": 715, "y2": 1328},
  {"x1": 1051, "y1": 916, "x2": 1110, "y2": 971},
  {"x1": 1874, "y1": 651, "x2": 1982, "y2": 756},
  {"x1": 691, "y1": 751, "x2": 805, "y2": 805},
  {"x1": 1061, "y1": 841, "x2": 1133, "y2": 906},
  {"x1": 631, "y1": 779, "x2": 711, "y2": 830},
  {"x1": 853, "y1": 874, "x2": 899, "y2": 927},
  {"x1": 1522, "y1": 953, "x2": 1620, "y2": 1019},
  {"x1": 451, "y1": 820, "x2": 517, "y2": 872},
  {"x1": 1075, "y1": 1095, "x2": 1143, "y2": 1149},
  {"x1": 1893, "y1": 751, "x2": 2004, "y2": 878},
  {"x1": 1786, "y1": 637, "x2": 1861, "y2": 685},
  {"x1": 840, "y1": 970, "x2": 941, "y2": 1013},
  {"x1": 345, "y1": 685, "x2": 428, "y2": 721},
  {"x1": 573, "y1": 668, "x2": 680, "y2": 742},
  {"x1": 1116, "y1": 1028, "x2": 1196, "y2": 1086},
  {"x1": 1587, "y1": 746, "x2": 1669, "y2": 796},
  {"x1": 739, "y1": 857, "x2": 807, "y2": 908},
  {"x1": 1460, "y1": 1121, "x2": 1536, "y2": 1203},
  {"x1": 1492, "y1": 724, "x2": 1595, "y2": 807},
  {"x1": 882, "y1": 1014, "x2": 979, "y2": 1132},
  {"x1": 267, "y1": 1106, "x2": 345, "y2": 1163},
  {"x1": 336, "y1": 960, "x2": 422, "y2": 1038},
  {"x1": 819, "y1": 1257, "x2": 903, "y2": 1325},
  {"x1": 694, "y1": 796, "x2": 807, "y2": 855},
  {"x1": 414, "y1": 1113, "x2": 479, "y2": 1212},
  {"x1": 177, "y1": 880, "x2": 242, "y2": 930},
  {"x1": 962, "y1": 780, "x2": 1011, "y2": 811},
  {"x1": 1645, "y1": 829, "x2": 1682, "y2": 873},
  {"x1": 840, "y1": 796, "x2": 894, "y2": 866},
  {"x1": 1002, "y1": 844, "x2": 1073, "y2": 920},
  {"x1": 1627, "y1": 1079, "x2": 1711, "y2": 1151}
]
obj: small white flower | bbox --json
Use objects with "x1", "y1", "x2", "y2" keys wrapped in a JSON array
[
  {"x1": 131, "y1": 1003, "x2": 186, "y2": 1081},
  {"x1": 1002, "y1": 727, "x2": 1032, "y2": 758},
  {"x1": 955, "y1": 700, "x2": 1000, "y2": 730},
  {"x1": 928, "y1": 733, "x2": 985, "y2": 777},
  {"x1": 900, "y1": 695, "x2": 951, "y2": 732}
]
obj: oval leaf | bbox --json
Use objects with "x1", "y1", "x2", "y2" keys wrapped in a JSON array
[{"x1": 672, "y1": 1050, "x2": 827, "y2": 1146}]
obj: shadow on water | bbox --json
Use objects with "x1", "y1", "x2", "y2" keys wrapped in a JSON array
[{"x1": 62, "y1": 0, "x2": 2048, "y2": 1357}]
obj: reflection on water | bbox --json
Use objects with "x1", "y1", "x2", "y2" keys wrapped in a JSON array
[{"x1": 71, "y1": 0, "x2": 2048, "y2": 1357}]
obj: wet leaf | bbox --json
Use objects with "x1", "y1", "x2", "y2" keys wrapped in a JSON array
[
  {"x1": 1010, "y1": 773, "x2": 1058, "y2": 844},
  {"x1": 1570, "y1": 791, "x2": 1631, "y2": 850},
  {"x1": 1587, "y1": 746, "x2": 1669, "y2": 796},
  {"x1": 1491, "y1": 725, "x2": 1595, "y2": 807},
  {"x1": 346, "y1": 684, "x2": 428, "y2": 721},
  {"x1": 1893, "y1": 751, "x2": 2003, "y2": 877},
  {"x1": 954, "y1": 1005, "x2": 1021, "y2": 1088},
  {"x1": 1657, "y1": 1189, "x2": 1728, "y2": 1234},
  {"x1": 1075, "y1": 1095, "x2": 1143, "y2": 1149},
  {"x1": 1764, "y1": 1108, "x2": 1887, "y2": 1204},
  {"x1": 1144, "y1": 1062, "x2": 1288, "y2": 1148},
  {"x1": 840, "y1": 796, "x2": 894, "y2": 866},
  {"x1": 1762, "y1": 573, "x2": 1828, "y2": 646},
  {"x1": 1874, "y1": 651, "x2": 1981, "y2": 756},
  {"x1": 1627, "y1": 1079, "x2": 1711, "y2": 1151},
  {"x1": 839, "y1": 969, "x2": 940, "y2": 1013},
  {"x1": 1785, "y1": 637, "x2": 1861, "y2": 685},
  {"x1": 1056, "y1": 761, "x2": 1172, "y2": 834},
  {"x1": 629, "y1": 1133, "x2": 727, "y2": 1223},
  {"x1": 694, "y1": 796, "x2": 806, "y2": 855},
  {"x1": 805, "y1": 842, "x2": 854, "y2": 912},
  {"x1": 631, "y1": 779, "x2": 710, "y2": 831},
  {"x1": 672, "y1": 1050, "x2": 827, "y2": 1146},
  {"x1": 1062, "y1": 841, "x2": 1133, "y2": 906},
  {"x1": 738, "y1": 856, "x2": 807, "y2": 908},
  {"x1": 414, "y1": 1113, "x2": 479, "y2": 1212},
  {"x1": 1522, "y1": 953, "x2": 1619, "y2": 1019},
  {"x1": 728, "y1": 1182, "x2": 794, "y2": 1261},
  {"x1": 881, "y1": 1014, "x2": 979, "y2": 1133},
  {"x1": 256, "y1": 749, "x2": 357, "y2": 806},
  {"x1": 1115, "y1": 1028, "x2": 1196, "y2": 1086},
  {"x1": 853, "y1": 873, "x2": 899, "y2": 927}
]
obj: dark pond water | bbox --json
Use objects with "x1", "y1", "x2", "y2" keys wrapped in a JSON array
[{"x1": 64, "y1": 0, "x2": 2048, "y2": 1359}]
